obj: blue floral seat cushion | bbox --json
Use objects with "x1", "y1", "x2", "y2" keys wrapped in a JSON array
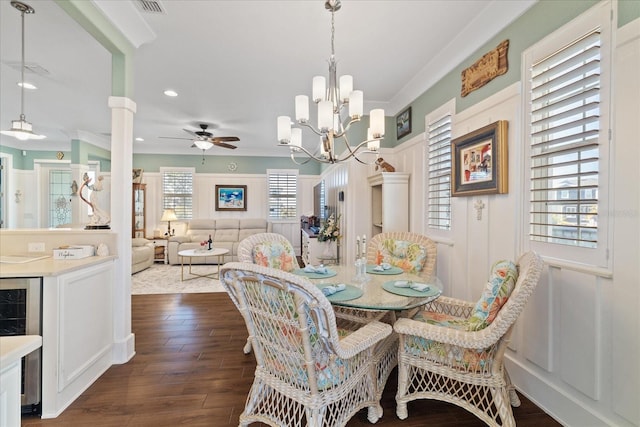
[
  {"x1": 252, "y1": 241, "x2": 297, "y2": 272},
  {"x1": 374, "y1": 239, "x2": 427, "y2": 274}
]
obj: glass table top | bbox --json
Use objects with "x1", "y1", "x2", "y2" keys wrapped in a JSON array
[{"x1": 295, "y1": 264, "x2": 441, "y2": 311}]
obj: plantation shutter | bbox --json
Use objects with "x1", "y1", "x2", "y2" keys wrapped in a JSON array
[
  {"x1": 529, "y1": 30, "x2": 601, "y2": 248},
  {"x1": 268, "y1": 170, "x2": 298, "y2": 219},
  {"x1": 162, "y1": 169, "x2": 193, "y2": 219},
  {"x1": 427, "y1": 114, "x2": 452, "y2": 230}
]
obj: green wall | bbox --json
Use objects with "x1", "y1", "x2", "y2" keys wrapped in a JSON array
[
  {"x1": 389, "y1": 0, "x2": 638, "y2": 145},
  {"x1": 133, "y1": 153, "x2": 321, "y2": 175}
]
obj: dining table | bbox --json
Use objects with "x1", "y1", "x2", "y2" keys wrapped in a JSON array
[{"x1": 292, "y1": 263, "x2": 442, "y2": 313}]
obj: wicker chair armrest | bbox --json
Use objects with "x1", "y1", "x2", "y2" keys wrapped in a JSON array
[
  {"x1": 334, "y1": 321, "x2": 392, "y2": 360},
  {"x1": 394, "y1": 317, "x2": 502, "y2": 350},
  {"x1": 421, "y1": 295, "x2": 475, "y2": 318}
]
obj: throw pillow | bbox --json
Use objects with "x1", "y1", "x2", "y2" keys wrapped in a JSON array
[{"x1": 466, "y1": 259, "x2": 518, "y2": 331}]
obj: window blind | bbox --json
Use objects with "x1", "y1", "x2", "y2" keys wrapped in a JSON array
[
  {"x1": 529, "y1": 30, "x2": 600, "y2": 248},
  {"x1": 427, "y1": 115, "x2": 452, "y2": 230},
  {"x1": 268, "y1": 170, "x2": 298, "y2": 219},
  {"x1": 162, "y1": 170, "x2": 193, "y2": 219}
]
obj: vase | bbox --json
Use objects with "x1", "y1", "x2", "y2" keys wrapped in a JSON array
[{"x1": 321, "y1": 240, "x2": 334, "y2": 259}]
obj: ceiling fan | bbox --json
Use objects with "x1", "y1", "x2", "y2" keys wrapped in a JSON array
[{"x1": 160, "y1": 124, "x2": 240, "y2": 150}]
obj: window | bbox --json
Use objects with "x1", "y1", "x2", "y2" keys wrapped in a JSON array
[
  {"x1": 161, "y1": 168, "x2": 193, "y2": 219},
  {"x1": 523, "y1": 1, "x2": 611, "y2": 265},
  {"x1": 267, "y1": 169, "x2": 298, "y2": 220},
  {"x1": 425, "y1": 101, "x2": 454, "y2": 231},
  {"x1": 49, "y1": 170, "x2": 72, "y2": 227}
]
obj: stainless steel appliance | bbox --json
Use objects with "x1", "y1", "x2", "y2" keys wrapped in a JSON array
[{"x1": 0, "y1": 277, "x2": 42, "y2": 415}]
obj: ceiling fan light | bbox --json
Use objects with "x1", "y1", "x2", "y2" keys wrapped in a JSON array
[
  {"x1": 17, "y1": 81, "x2": 37, "y2": 90},
  {"x1": 194, "y1": 140, "x2": 213, "y2": 150}
]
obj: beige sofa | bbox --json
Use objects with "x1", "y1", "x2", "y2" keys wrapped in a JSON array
[
  {"x1": 167, "y1": 218, "x2": 271, "y2": 265},
  {"x1": 132, "y1": 238, "x2": 155, "y2": 274}
]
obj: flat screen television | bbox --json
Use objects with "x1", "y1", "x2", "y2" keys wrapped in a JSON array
[{"x1": 313, "y1": 181, "x2": 325, "y2": 221}]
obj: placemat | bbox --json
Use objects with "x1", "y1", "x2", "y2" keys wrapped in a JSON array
[
  {"x1": 316, "y1": 284, "x2": 363, "y2": 302},
  {"x1": 293, "y1": 268, "x2": 337, "y2": 279},
  {"x1": 366, "y1": 264, "x2": 404, "y2": 275},
  {"x1": 382, "y1": 280, "x2": 441, "y2": 298}
]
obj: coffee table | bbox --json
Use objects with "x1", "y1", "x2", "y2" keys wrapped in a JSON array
[{"x1": 178, "y1": 248, "x2": 229, "y2": 281}]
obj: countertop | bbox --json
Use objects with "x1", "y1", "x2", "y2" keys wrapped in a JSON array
[
  {"x1": 0, "y1": 255, "x2": 117, "y2": 278},
  {"x1": 0, "y1": 335, "x2": 42, "y2": 369}
]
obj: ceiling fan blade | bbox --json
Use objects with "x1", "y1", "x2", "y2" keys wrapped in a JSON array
[
  {"x1": 211, "y1": 136, "x2": 240, "y2": 142},
  {"x1": 213, "y1": 141, "x2": 237, "y2": 149},
  {"x1": 159, "y1": 136, "x2": 192, "y2": 141},
  {"x1": 183, "y1": 129, "x2": 202, "y2": 139}
]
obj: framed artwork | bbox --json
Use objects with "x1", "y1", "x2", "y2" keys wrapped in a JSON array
[
  {"x1": 451, "y1": 120, "x2": 508, "y2": 196},
  {"x1": 215, "y1": 185, "x2": 247, "y2": 211},
  {"x1": 132, "y1": 168, "x2": 144, "y2": 184},
  {"x1": 396, "y1": 106, "x2": 412, "y2": 140}
]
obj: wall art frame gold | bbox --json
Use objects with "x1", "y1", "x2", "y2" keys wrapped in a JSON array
[{"x1": 451, "y1": 120, "x2": 508, "y2": 196}]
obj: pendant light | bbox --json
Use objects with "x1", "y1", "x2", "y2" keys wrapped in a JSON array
[{"x1": 1, "y1": 1, "x2": 45, "y2": 141}]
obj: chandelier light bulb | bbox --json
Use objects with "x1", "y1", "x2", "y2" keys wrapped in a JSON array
[
  {"x1": 349, "y1": 90, "x2": 363, "y2": 118},
  {"x1": 277, "y1": 116, "x2": 292, "y2": 144},
  {"x1": 295, "y1": 95, "x2": 309, "y2": 122},
  {"x1": 339, "y1": 75, "x2": 353, "y2": 102},
  {"x1": 312, "y1": 76, "x2": 326, "y2": 103},
  {"x1": 369, "y1": 109, "x2": 385, "y2": 138}
]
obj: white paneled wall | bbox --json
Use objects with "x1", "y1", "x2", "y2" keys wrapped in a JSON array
[{"x1": 317, "y1": 19, "x2": 640, "y2": 426}]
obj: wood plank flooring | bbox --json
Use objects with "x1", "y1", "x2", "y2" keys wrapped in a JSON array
[{"x1": 23, "y1": 293, "x2": 561, "y2": 426}]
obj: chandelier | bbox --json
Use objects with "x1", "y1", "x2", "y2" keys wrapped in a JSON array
[
  {"x1": 1, "y1": 1, "x2": 45, "y2": 141},
  {"x1": 276, "y1": 0, "x2": 384, "y2": 165}
]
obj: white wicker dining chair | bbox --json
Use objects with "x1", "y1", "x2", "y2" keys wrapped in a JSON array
[
  {"x1": 366, "y1": 232, "x2": 437, "y2": 280},
  {"x1": 237, "y1": 232, "x2": 300, "y2": 271},
  {"x1": 393, "y1": 251, "x2": 544, "y2": 427},
  {"x1": 236, "y1": 233, "x2": 300, "y2": 354},
  {"x1": 219, "y1": 262, "x2": 393, "y2": 427}
]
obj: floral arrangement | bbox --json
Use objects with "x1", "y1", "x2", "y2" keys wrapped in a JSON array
[{"x1": 317, "y1": 213, "x2": 341, "y2": 242}]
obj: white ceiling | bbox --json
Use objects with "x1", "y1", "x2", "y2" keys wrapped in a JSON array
[{"x1": 0, "y1": 0, "x2": 535, "y2": 157}]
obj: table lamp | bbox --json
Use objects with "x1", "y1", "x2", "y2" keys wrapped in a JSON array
[{"x1": 160, "y1": 209, "x2": 178, "y2": 236}]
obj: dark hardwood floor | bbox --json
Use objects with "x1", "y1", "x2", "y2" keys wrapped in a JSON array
[{"x1": 23, "y1": 293, "x2": 561, "y2": 426}]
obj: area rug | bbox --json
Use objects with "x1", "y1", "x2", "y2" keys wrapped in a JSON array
[{"x1": 131, "y1": 263, "x2": 226, "y2": 295}]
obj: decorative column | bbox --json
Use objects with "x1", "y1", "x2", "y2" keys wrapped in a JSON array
[{"x1": 109, "y1": 95, "x2": 136, "y2": 363}]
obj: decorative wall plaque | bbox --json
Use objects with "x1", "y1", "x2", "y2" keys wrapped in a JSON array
[{"x1": 461, "y1": 39, "x2": 509, "y2": 97}]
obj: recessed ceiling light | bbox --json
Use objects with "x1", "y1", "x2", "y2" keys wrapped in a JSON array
[
  {"x1": 18, "y1": 82, "x2": 37, "y2": 90},
  {"x1": 164, "y1": 89, "x2": 178, "y2": 97},
  {"x1": 135, "y1": 137, "x2": 144, "y2": 142}
]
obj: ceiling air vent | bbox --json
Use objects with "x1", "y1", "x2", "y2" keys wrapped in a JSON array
[
  {"x1": 134, "y1": 0, "x2": 166, "y2": 14},
  {"x1": 5, "y1": 62, "x2": 50, "y2": 76}
]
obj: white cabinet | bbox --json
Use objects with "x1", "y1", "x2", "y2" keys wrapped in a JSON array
[
  {"x1": 367, "y1": 172, "x2": 410, "y2": 237},
  {"x1": 301, "y1": 228, "x2": 322, "y2": 266},
  {"x1": 41, "y1": 259, "x2": 115, "y2": 418}
]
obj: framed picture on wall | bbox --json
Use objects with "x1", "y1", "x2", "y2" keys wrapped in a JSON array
[
  {"x1": 132, "y1": 168, "x2": 143, "y2": 184},
  {"x1": 451, "y1": 120, "x2": 508, "y2": 196},
  {"x1": 215, "y1": 185, "x2": 247, "y2": 211},
  {"x1": 396, "y1": 106, "x2": 412, "y2": 140}
]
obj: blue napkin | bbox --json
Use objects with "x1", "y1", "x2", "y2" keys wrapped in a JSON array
[
  {"x1": 373, "y1": 262, "x2": 392, "y2": 272},
  {"x1": 304, "y1": 264, "x2": 328, "y2": 274},
  {"x1": 322, "y1": 283, "x2": 346, "y2": 296},
  {"x1": 394, "y1": 280, "x2": 430, "y2": 292}
]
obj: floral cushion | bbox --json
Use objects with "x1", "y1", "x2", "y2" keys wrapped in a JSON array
[
  {"x1": 252, "y1": 241, "x2": 296, "y2": 272},
  {"x1": 408, "y1": 310, "x2": 493, "y2": 372},
  {"x1": 466, "y1": 260, "x2": 518, "y2": 331},
  {"x1": 374, "y1": 239, "x2": 427, "y2": 274}
]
